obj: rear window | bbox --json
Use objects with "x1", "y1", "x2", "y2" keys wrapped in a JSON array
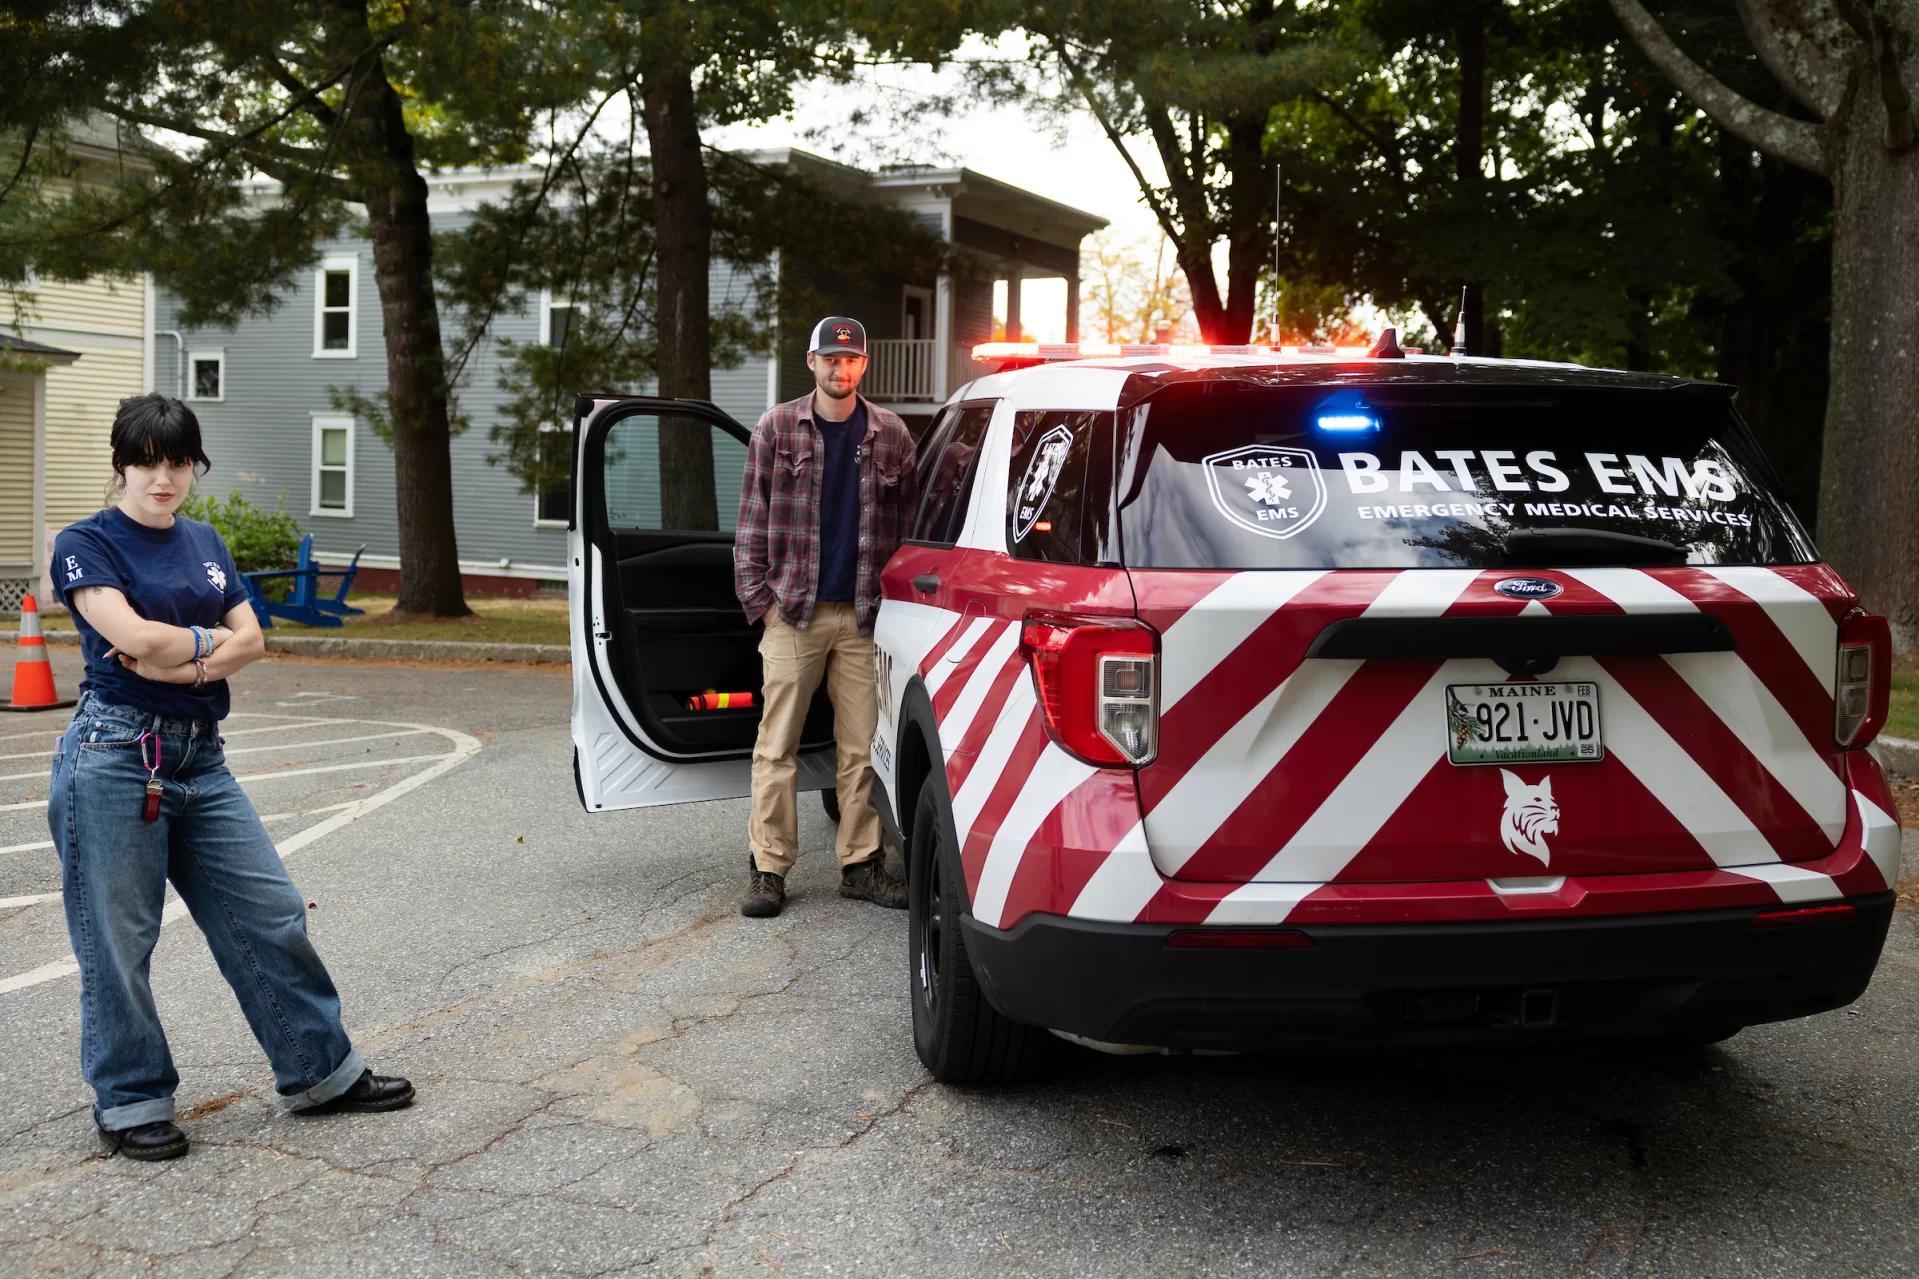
[{"x1": 1117, "y1": 381, "x2": 1815, "y2": 569}]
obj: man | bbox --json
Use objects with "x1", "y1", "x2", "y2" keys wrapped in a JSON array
[{"x1": 733, "y1": 316, "x2": 918, "y2": 918}]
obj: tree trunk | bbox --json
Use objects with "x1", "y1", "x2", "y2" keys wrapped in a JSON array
[
  {"x1": 639, "y1": 18, "x2": 717, "y2": 531},
  {"x1": 1816, "y1": 110, "x2": 1919, "y2": 649},
  {"x1": 334, "y1": 1, "x2": 469, "y2": 617}
]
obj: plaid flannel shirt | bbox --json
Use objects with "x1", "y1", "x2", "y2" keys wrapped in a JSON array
[{"x1": 734, "y1": 393, "x2": 918, "y2": 635}]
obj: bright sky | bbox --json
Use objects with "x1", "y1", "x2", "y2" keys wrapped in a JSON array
[{"x1": 708, "y1": 51, "x2": 1171, "y2": 344}]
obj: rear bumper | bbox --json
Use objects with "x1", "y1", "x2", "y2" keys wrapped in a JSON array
[{"x1": 960, "y1": 895, "x2": 1895, "y2": 1051}]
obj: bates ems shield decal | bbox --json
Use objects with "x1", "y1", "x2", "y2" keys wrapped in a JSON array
[
  {"x1": 1013, "y1": 424, "x2": 1075, "y2": 542},
  {"x1": 1201, "y1": 445, "x2": 1327, "y2": 540}
]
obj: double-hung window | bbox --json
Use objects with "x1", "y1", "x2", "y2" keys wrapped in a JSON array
[
  {"x1": 534, "y1": 290, "x2": 582, "y2": 528},
  {"x1": 188, "y1": 350, "x2": 225, "y2": 401},
  {"x1": 313, "y1": 256, "x2": 358, "y2": 358},
  {"x1": 311, "y1": 414, "x2": 355, "y2": 517}
]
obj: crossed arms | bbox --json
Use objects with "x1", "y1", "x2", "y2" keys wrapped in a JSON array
[{"x1": 70, "y1": 585, "x2": 267, "y2": 685}]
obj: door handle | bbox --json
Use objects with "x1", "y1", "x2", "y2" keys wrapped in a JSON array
[{"x1": 911, "y1": 573, "x2": 941, "y2": 594}]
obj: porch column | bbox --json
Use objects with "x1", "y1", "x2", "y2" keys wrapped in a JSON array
[
  {"x1": 935, "y1": 273, "x2": 953, "y2": 400},
  {"x1": 1065, "y1": 275, "x2": 1080, "y2": 343},
  {"x1": 1003, "y1": 266, "x2": 1022, "y2": 342}
]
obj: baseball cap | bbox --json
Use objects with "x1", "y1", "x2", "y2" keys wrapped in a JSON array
[{"x1": 808, "y1": 316, "x2": 867, "y2": 358}]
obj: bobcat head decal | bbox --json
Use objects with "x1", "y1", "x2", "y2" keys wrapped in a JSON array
[{"x1": 1499, "y1": 769, "x2": 1559, "y2": 866}]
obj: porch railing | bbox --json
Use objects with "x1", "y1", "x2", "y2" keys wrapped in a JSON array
[{"x1": 863, "y1": 338, "x2": 939, "y2": 401}]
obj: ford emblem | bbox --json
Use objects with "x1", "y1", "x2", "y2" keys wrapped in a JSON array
[{"x1": 1494, "y1": 577, "x2": 1563, "y2": 600}]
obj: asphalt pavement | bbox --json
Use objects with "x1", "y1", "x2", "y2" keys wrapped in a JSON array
[{"x1": 1, "y1": 647, "x2": 1915, "y2": 1277}]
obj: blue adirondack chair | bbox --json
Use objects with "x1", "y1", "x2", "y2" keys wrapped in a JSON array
[{"x1": 243, "y1": 537, "x2": 367, "y2": 629}]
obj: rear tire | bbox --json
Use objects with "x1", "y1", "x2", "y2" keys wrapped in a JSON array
[
  {"x1": 821, "y1": 789, "x2": 841, "y2": 823},
  {"x1": 907, "y1": 778, "x2": 1049, "y2": 1084}
]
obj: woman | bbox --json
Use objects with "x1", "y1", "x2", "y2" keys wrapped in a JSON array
[{"x1": 49, "y1": 394, "x2": 412, "y2": 1162}]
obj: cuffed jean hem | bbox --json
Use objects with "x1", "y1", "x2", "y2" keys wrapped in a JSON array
[
  {"x1": 278, "y1": 1048, "x2": 368, "y2": 1113},
  {"x1": 95, "y1": 1095, "x2": 177, "y2": 1132}
]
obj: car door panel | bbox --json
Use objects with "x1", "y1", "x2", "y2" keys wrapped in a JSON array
[{"x1": 572, "y1": 396, "x2": 833, "y2": 813}]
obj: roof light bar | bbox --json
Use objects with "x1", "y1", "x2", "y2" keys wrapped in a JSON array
[{"x1": 969, "y1": 339, "x2": 1422, "y2": 363}]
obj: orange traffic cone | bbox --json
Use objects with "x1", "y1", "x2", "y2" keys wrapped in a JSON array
[{"x1": 5, "y1": 595, "x2": 77, "y2": 712}]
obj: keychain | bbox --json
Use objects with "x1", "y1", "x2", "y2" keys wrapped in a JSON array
[{"x1": 139, "y1": 730, "x2": 162, "y2": 821}]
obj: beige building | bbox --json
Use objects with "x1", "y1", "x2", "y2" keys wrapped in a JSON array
[{"x1": 0, "y1": 116, "x2": 156, "y2": 611}]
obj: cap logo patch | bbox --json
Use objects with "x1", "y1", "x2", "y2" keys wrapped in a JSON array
[{"x1": 834, "y1": 326, "x2": 854, "y2": 344}]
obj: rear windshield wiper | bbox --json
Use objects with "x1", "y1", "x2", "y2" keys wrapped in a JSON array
[{"x1": 1501, "y1": 527, "x2": 1687, "y2": 567}]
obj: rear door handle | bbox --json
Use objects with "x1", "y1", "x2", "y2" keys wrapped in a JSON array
[{"x1": 912, "y1": 573, "x2": 941, "y2": 594}]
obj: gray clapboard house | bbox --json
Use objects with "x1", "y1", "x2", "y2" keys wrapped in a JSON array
[{"x1": 153, "y1": 148, "x2": 1104, "y2": 595}]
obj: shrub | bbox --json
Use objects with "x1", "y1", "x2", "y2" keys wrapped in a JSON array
[{"x1": 179, "y1": 489, "x2": 303, "y2": 601}]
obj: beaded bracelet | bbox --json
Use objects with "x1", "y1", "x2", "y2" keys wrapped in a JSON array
[
  {"x1": 189, "y1": 626, "x2": 210, "y2": 659},
  {"x1": 192, "y1": 658, "x2": 208, "y2": 688}
]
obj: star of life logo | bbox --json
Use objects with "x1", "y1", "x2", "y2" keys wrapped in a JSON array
[
  {"x1": 1499, "y1": 769, "x2": 1559, "y2": 866},
  {"x1": 205, "y1": 561, "x2": 227, "y2": 592},
  {"x1": 1201, "y1": 444, "x2": 1327, "y2": 540},
  {"x1": 1013, "y1": 424, "x2": 1074, "y2": 542}
]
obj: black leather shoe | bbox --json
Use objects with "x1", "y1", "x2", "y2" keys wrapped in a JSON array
[
  {"x1": 299, "y1": 1070, "x2": 416, "y2": 1115},
  {"x1": 101, "y1": 1120, "x2": 189, "y2": 1161}
]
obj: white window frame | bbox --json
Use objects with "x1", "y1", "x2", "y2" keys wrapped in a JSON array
[
  {"x1": 313, "y1": 255, "x2": 358, "y2": 359},
  {"x1": 187, "y1": 349, "x2": 226, "y2": 401},
  {"x1": 310, "y1": 413, "x2": 356, "y2": 518},
  {"x1": 533, "y1": 423, "x2": 571, "y2": 529},
  {"x1": 539, "y1": 289, "x2": 583, "y2": 350},
  {"x1": 532, "y1": 289, "x2": 582, "y2": 529}
]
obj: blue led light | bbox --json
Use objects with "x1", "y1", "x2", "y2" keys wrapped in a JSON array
[{"x1": 1312, "y1": 390, "x2": 1380, "y2": 432}]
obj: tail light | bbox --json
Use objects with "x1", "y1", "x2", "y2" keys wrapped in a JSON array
[
  {"x1": 1834, "y1": 609, "x2": 1891, "y2": 748},
  {"x1": 1021, "y1": 612, "x2": 1158, "y2": 766}
]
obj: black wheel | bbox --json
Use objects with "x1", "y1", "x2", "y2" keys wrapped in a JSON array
[
  {"x1": 821, "y1": 789, "x2": 841, "y2": 823},
  {"x1": 907, "y1": 778, "x2": 1050, "y2": 1083}
]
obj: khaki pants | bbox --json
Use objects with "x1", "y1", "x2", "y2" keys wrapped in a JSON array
[{"x1": 749, "y1": 602, "x2": 881, "y2": 876}]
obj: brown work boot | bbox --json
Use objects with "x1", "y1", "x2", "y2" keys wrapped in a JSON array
[
  {"x1": 743, "y1": 857, "x2": 786, "y2": 918},
  {"x1": 839, "y1": 855, "x2": 907, "y2": 909}
]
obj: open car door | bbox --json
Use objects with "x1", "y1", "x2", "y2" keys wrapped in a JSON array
[{"x1": 570, "y1": 395, "x2": 838, "y2": 812}]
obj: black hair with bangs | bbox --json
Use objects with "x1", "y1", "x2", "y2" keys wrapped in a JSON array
[{"x1": 109, "y1": 394, "x2": 211, "y2": 488}]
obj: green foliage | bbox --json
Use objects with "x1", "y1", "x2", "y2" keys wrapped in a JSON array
[
  {"x1": 445, "y1": 148, "x2": 965, "y2": 498},
  {"x1": 179, "y1": 489, "x2": 302, "y2": 576}
]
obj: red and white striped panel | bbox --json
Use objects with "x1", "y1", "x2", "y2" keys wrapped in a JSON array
[{"x1": 941, "y1": 565, "x2": 1891, "y2": 932}]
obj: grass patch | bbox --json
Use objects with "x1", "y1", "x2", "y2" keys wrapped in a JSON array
[
  {"x1": 267, "y1": 596, "x2": 571, "y2": 646},
  {"x1": 1891, "y1": 654, "x2": 1919, "y2": 742}
]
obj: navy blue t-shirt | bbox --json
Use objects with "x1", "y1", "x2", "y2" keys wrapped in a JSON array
[
  {"x1": 815, "y1": 398, "x2": 867, "y2": 603},
  {"x1": 52, "y1": 508, "x2": 252, "y2": 719}
]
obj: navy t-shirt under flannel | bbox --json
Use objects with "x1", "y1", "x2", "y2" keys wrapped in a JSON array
[
  {"x1": 53, "y1": 509, "x2": 252, "y2": 719},
  {"x1": 814, "y1": 399, "x2": 867, "y2": 603}
]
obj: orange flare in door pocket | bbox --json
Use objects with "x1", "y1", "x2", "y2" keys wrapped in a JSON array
[{"x1": 685, "y1": 691, "x2": 755, "y2": 710}]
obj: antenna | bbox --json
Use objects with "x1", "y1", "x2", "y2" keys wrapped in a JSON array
[
  {"x1": 1272, "y1": 162, "x2": 1283, "y2": 346},
  {"x1": 1450, "y1": 286, "x2": 1469, "y2": 357}
]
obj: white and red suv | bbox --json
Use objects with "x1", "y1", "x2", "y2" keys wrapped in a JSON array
[{"x1": 569, "y1": 344, "x2": 1902, "y2": 1084}]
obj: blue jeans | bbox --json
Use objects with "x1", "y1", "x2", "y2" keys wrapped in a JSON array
[{"x1": 49, "y1": 693, "x2": 366, "y2": 1130}]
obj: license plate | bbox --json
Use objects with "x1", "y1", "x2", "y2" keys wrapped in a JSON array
[{"x1": 1444, "y1": 682, "x2": 1603, "y2": 765}]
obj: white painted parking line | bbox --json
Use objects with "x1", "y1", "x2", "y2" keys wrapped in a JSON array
[
  {"x1": 0, "y1": 726, "x2": 71, "y2": 746},
  {"x1": 0, "y1": 717, "x2": 337, "y2": 762},
  {"x1": 232, "y1": 753, "x2": 450, "y2": 783},
  {"x1": 223, "y1": 728, "x2": 434, "y2": 756},
  {"x1": 0, "y1": 893, "x2": 59, "y2": 910},
  {"x1": 0, "y1": 752, "x2": 452, "y2": 812},
  {"x1": 0, "y1": 717, "x2": 482, "y2": 995},
  {"x1": 1, "y1": 840, "x2": 53, "y2": 855}
]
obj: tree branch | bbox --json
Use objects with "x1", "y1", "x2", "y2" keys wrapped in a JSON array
[
  {"x1": 1832, "y1": 0, "x2": 1916, "y2": 151},
  {"x1": 262, "y1": 57, "x2": 342, "y2": 128},
  {"x1": 1606, "y1": 0, "x2": 1830, "y2": 175},
  {"x1": 1734, "y1": 0, "x2": 1847, "y2": 117},
  {"x1": 1049, "y1": 42, "x2": 1184, "y2": 247}
]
